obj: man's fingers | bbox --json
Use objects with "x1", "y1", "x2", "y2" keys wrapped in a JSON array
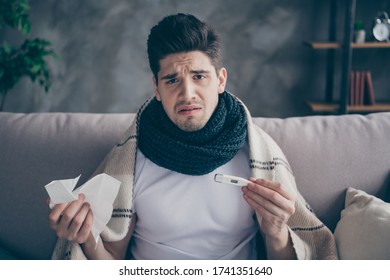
[
  {"x1": 48, "y1": 202, "x2": 69, "y2": 229},
  {"x1": 50, "y1": 194, "x2": 85, "y2": 233},
  {"x1": 248, "y1": 178, "x2": 294, "y2": 201},
  {"x1": 244, "y1": 194, "x2": 288, "y2": 225},
  {"x1": 244, "y1": 179, "x2": 296, "y2": 218},
  {"x1": 68, "y1": 202, "x2": 91, "y2": 238},
  {"x1": 48, "y1": 193, "x2": 94, "y2": 244},
  {"x1": 74, "y1": 210, "x2": 94, "y2": 244},
  {"x1": 243, "y1": 190, "x2": 285, "y2": 217}
]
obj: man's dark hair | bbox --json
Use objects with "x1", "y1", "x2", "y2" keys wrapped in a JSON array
[{"x1": 147, "y1": 13, "x2": 222, "y2": 81}]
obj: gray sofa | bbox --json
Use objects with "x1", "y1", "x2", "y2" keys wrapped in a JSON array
[{"x1": 1, "y1": 112, "x2": 389, "y2": 260}]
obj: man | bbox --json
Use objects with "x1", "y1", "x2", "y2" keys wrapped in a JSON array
[{"x1": 49, "y1": 13, "x2": 337, "y2": 260}]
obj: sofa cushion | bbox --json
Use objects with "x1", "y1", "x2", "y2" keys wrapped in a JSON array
[
  {"x1": 334, "y1": 187, "x2": 390, "y2": 259},
  {"x1": 254, "y1": 112, "x2": 390, "y2": 231},
  {"x1": 0, "y1": 112, "x2": 134, "y2": 259}
]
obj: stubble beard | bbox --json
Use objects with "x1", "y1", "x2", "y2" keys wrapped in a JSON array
[{"x1": 176, "y1": 116, "x2": 206, "y2": 132}]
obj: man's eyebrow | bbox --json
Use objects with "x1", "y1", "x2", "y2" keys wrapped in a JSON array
[
  {"x1": 160, "y1": 72, "x2": 178, "y2": 80},
  {"x1": 160, "y1": 69, "x2": 211, "y2": 80}
]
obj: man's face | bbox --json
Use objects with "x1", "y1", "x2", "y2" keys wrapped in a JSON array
[{"x1": 154, "y1": 51, "x2": 227, "y2": 132}]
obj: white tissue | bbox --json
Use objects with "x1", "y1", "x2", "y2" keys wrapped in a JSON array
[{"x1": 44, "y1": 173, "x2": 121, "y2": 246}]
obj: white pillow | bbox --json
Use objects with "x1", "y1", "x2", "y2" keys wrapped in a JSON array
[{"x1": 334, "y1": 187, "x2": 390, "y2": 259}]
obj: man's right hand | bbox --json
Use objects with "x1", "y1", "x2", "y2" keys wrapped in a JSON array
[
  {"x1": 48, "y1": 193, "x2": 94, "y2": 244},
  {"x1": 47, "y1": 193, "x2": 134, "y2": 260}
]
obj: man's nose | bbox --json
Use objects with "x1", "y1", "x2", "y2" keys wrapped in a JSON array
[{"x1": 180, "y1": 79, "x2": 196, "y2": 100}]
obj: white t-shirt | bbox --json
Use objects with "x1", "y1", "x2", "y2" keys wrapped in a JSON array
[{"x1": 130, "y1": 143, "x2": 258, "y2": 259}]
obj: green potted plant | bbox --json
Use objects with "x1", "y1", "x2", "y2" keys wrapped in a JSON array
[
  {"x1": 354, "y1": 20, "x2": 366, "y2": 43},
  {"x1": 0, "y1": 0, "x2": 58, "y2": 111}
]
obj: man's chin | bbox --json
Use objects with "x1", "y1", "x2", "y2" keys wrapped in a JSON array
[{"x1": 177, "y1": 119, "x2": 206, "y2": 132}]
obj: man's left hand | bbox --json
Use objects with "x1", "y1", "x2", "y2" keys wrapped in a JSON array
[{"x1": 242, "y1": 178, "x2": 295, "y2": 240}]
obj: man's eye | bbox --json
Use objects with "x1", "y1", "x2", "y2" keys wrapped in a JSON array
[
  {"x1": 194, "y1": 75, "x2": 206, "y2": 80},
  {"x1": 166, "y1": 78, "x2": 178, "y2": 84}
]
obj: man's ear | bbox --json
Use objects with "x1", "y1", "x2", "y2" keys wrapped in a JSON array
[
  {"x1": 153, "y1": 76, "x2": 161, "y2": 101},
  {"x1": 218, "y1": 67, "x2": 227, "y2": 94}
]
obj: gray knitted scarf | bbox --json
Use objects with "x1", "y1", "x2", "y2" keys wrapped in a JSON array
[{"x1": 138, "y1": 92, "x2": 247, "y2": 175}]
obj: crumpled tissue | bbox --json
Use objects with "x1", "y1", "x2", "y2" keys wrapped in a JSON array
[{"x1": 44, "y1": 173, "x2": 121, "y2": 246}]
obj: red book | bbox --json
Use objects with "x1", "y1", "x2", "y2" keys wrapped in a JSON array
[
  {"x1": 349, "y1": 71, "x2": 355, "y2": 105},
  {"x1": 365, "y1": 71, "x2": 375, "y2": 105},
  {"x1": 355, "y1": 71, "x2": 361, "y2": 105},
  {"x1": 359, "y1": 71, "x2": 365, "y2": 105}
]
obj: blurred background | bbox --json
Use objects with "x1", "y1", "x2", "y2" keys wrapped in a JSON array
[{"x1": 1, "y1": 0, "x2": 389, "y2": 117}]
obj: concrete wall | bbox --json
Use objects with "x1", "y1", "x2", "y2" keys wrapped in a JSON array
[{"x1": 1, "y1": 0, "x2": 389, "y2": 117}]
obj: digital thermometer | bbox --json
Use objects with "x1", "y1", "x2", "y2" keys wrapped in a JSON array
[{"x1": 214, "y1": 173, "x2": 250, "y2": 186}]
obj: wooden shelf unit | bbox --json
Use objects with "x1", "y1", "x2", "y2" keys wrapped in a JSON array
[
  {"x1": 304, "y1": 41, "x2": 390, "y2": 49},
  {"x1": 307, "y1": 101, "x2": 390, "y2": 113},
  {"x1": 304, "y1": 0, "x2": 390, "y2": 114}
]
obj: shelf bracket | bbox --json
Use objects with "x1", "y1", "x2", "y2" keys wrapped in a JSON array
[
  {"x1": 325, "y1": 0, "x2": 338, "y2": 103},
  {"x1": 339, "y1": 0, "x2": 356, "y2": 114}
]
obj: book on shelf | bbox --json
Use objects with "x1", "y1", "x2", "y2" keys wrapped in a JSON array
[
  {"x1": 349, "y1": 70, "x2": 375, "y2": 106},
  {"x1": 365, "y1": 71, "x2": 375, "y2": 105},
  {"x1": 349, "y1": 71, "x2": 355, "y2": 106}
]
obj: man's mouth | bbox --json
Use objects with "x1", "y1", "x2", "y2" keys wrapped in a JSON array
[{"x1": 177, "y1": 105, "x2": 202, "y2": 115}]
